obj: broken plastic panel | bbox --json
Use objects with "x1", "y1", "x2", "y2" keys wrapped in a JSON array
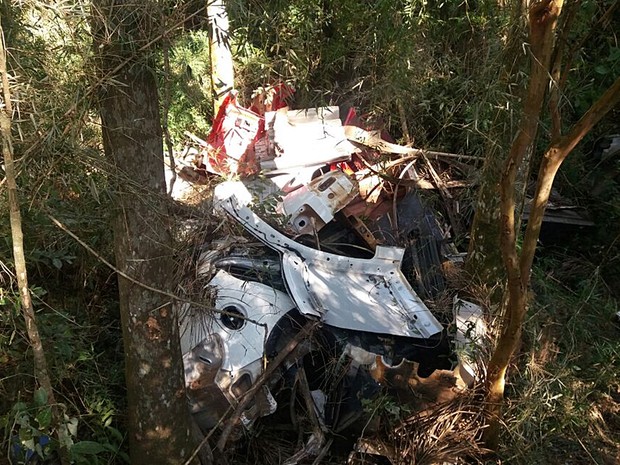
[{"x1": 214, "y1": 181, "x2": 444, "y2": 339}]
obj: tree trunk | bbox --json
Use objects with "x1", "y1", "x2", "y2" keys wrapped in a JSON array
[
  {"x1": 0, "y1": 18, "x2": 70, "y2": 465},
  {"x1": 466, "y1": 0, "x2": 529, "y2": 294},
  {"x1": 482, "y1": 1, "x2": 620, "y2": 450},
  {"x1": 207, "y1": 0, "x2": 234, "y2": 113},
  {"x1": 91, "y1": 2, "x2": 197, "y2": 463},
  {"x1": 483, "y1": 0, "x2": 564, "y2": 449}
]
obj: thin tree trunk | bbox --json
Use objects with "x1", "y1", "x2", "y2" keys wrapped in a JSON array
[
  {"x1": 207, "y1": 0, "x2": 234, "y2": 113},
  {"x1": 483, "y1": 0, "x2": 564, "y2": 449},
  {"x1": 0, "y1": 21, "x2": 69, "y2": 465},
  {"x1": 91, "y1": 2, "x2": 197, "y2": 463},
  {"x1": 466, "y1": 0, "x2": 528, "y2": 294}
]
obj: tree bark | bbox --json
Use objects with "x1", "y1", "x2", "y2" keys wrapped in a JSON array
[
  {"x1": 483, "y1": 0, "x2": 564, "y2": 449},
  {"x1": 466, "y1": 0, "x2": 529, "y2": 294},
  {"x1": 91, "y1": 2, "x2": 197, "y2": 463},
  {"x1": 0, "y1": 19, "x2": 69, "y2": 465},
  {"x1": 207, "y1": 0, "x2": 234, "y2": 113}
]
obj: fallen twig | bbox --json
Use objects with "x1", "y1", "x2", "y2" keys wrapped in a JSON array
[
  {"x1": 422, "y1": 154, "x2": 463, "y2": 238},
  {"x1": 48, "y1": 213, "x2": 267, "y2": 328},
  {"x1": 185, "y1": 131, "x2": 209, "y2": 146},
  {"x1": 311, "y1": 438, "x2": 333, "y2": 465},
  {"x1": 281, "y1": 367, "x2": 326, "y2": 465},
  {"x1": 183, "y1": 406, "x2": 232, "y2": 465}
]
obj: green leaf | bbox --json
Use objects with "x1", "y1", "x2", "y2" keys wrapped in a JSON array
[
  {"x1": 65, "y1": 416, "x2": 79, "y2": 437},
  {"x1": 12, "y1": 401, "x2": 28, "y2": 413},
  {"x1": 107, "y1": 426, "x2": 124, "y2": 443},
  {"x1": 22, "y1": 438, "x2": 35, "y2": 452},
  {"x1": 52, "y1": 258, "x2": 63, "y2": 269},
  {"x1": 19, "y1": 426, "x2": 33, "y2": 442},
  {"x1": 34, "y1": 388, "x2": 48, "y2": 407},
  {"x1": 595, "y1": 65, "x2": 609, "y2": 75},
  {"x1": 71, "y1": 440, "x2": 107, "y2": 456},
  {"x1": 36, "y1": 407, "x2": 52, "y2": 429}
]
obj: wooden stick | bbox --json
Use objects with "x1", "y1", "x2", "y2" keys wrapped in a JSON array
[
  {"x1": 422, "y1": 154, "x2": 462, "y2": 237},
  {"x1": 216, "y1": 321, "x2": 318, "y2": 451}
]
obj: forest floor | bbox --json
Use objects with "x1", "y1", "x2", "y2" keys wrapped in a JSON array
[{"x1": 495, "y1": 252, "x2": 620, "y2": 465}]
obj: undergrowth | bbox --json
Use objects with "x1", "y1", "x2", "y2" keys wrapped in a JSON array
[{"x1": 501, "y1": 254, "x2": 620, "y2": 464}]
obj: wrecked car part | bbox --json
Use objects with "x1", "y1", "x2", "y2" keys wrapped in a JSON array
[
  {"x1": 206, "y1": 92, "x2": 263, "y2": 176},
  {"x1": 212, "y1": 255, "x2": 286, "y2": 293},
  {"x1": 326, "y1": 325, "x2": 451, "y2": 377},
  {"x1": 338, "y1": 213, "x2": 380, "y2": 251},
  {"x1": 180, "y1": 269, "x2": 299, "y2": 429},
  {"x1": 453, "y1": 297, "x2": 488, "y2": 387},
  {"x1": 522, "y1": 200, "x2": 595, "y2": 227},
  {"x1": 195, "y1": 236, "x2": 251, "y2": 279},
  {"x1": 214, "y1": 181, "x2": 444, "y2": 339},
  {"x1": 403, "y1": 236, "x2": 446, "y2": 301},
  {"x1": 183, "y1": 265, "x2": 451, "y2": 441},
  {"x1": 260, "y1": 106, "x2": 357, "y2": 171},
  {"x1": 279, "y1": 170, "x2": 358, "y2": 235},
  {"x1": 183, "y1": 337, "x2": 230, "y2": 431},
  {"x1": 593, "y1": 133, "x2": 620, "y2": 162},
  {"x1": 180, "y1": 269, "x2": 296, "y2": 375},
  {"x1": 375, "y1": 190, "x2": 448, "y2": 299},
  {"x1": 216, "y1": 320, "x2": 318, "y2": 450},
  {"x1": 264, "y1": 165, "x2": 326, "y2": 192}
]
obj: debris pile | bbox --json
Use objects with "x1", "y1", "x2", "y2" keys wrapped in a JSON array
[{"x1": 175, "y1": 90, "x2": 490, "y2": 463}]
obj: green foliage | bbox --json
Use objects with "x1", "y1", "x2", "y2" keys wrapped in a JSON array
[
  {"x1": 502, "y1": 257, "x2": 620, "y2": 463},
  {"x1": 362, "y1": 394, "x2": 413, "y2": 425},
  {"x1": 559, "y1": 0, "x2": 620, "y2": 120},
  {"x1": 230, "y1": 0, "x2": 512, "y2": 154},
  {"x1": 2, "y1": 395, "x2": 128, "y2": 465},
  {"x1": 1, "y1": 1, "x2": 619, "y2": 463},
  {"x1": 4, "y1": 399, "x2": 55, "y2": 463},
  {"x1": 0, "y1": 2, "x2": 127, "y2": 462},
  {"x1": 164, "y1": 30, "x2": 213, "y2": 141}
]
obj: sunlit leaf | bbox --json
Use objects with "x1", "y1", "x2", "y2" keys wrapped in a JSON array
[{"x1": 34, "y1": 388, "x2": 48, "y2": 407}]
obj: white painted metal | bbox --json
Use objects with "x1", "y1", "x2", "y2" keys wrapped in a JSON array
[
  {"x1": 214, "y1": 182, "x2": 444, "y2": 339},
  {"x1": 179, "y1": 269, "x2": 296, "y2": 380},
  {"x1": 280, "y1": 170, "x2": 358, "y2": 234}
]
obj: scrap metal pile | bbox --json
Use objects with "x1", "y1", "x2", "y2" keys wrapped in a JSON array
[{"x1": 176, "y1": 90, "x2": 487, "y2": 461}]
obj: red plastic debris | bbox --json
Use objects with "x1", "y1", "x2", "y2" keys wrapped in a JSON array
[{"x1": 207, "y1": 92, "x2": 264, "y2": 176}]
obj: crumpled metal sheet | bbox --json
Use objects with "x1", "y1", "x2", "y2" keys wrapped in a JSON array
[
  {"x1": 214, "y1": 181, "x2": 444, "y2": 339},
  {"x1": 180, "y1": 269, "x2": 296, "y2": 378},
  {"x1": 260, "y1": 106, "x2": 358, "y2": 171},
  {"x1": 180, "y1": 268, "x2": 298, "y2": 429},
  {"x1": 280, "y1": 170, "x2": 358, "y2": 234}
]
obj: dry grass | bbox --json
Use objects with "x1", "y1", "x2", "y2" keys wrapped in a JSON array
[{"x1": 393, "y1": 390, "x2": 489, "y2": 465}]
